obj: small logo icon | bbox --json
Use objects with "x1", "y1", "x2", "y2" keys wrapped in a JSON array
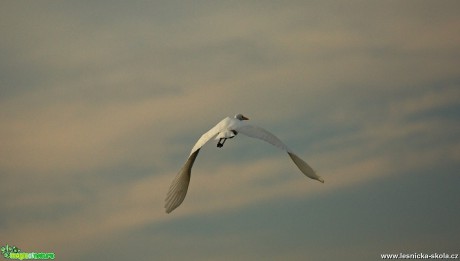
[
  {"x1": 1, "y1": 244, "x2": 55, "y2": 260},
  {"x1": 1, "y1": 245, "x2": 20, "y2": 259}
]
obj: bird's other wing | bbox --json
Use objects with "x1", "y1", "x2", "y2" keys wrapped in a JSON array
[
  {"x1": 165, "y1": 149, "x2": 200, "y2": 213},
  {"x1": 236, "y1": 124, "x2": 324, "y2": 183},
  {"x1": 235, "y1": 124, "x2": 292, "y2": 152},
  {"x1": 165, "y1": 120, "x2": 224, "y2": 213}
]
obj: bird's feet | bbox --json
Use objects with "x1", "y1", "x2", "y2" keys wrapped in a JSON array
[{"x1": 217, "y1": 138, "x2": 226, "y2": 148}]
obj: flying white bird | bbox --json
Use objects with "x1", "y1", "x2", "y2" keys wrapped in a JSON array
[{"x1": 165, "y1": 114, "x2": 324, "y2": 213}]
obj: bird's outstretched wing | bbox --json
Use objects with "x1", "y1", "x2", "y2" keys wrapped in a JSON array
[
  {"x1": 236, "y1": 124, "x2": 324, "y2": 183},
  {"x1": 165, "y1": 123, "x2": 223, "y2": 213},
  {"x1": 165, "y1": 149, "x2": 200, "y2": 213}
]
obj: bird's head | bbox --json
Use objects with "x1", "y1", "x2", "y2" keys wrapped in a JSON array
[{"x1": 234, "y1": 114, "x2": 249, "y2": 121}]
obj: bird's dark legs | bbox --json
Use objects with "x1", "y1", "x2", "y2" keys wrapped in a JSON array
[
  {"x1": 217, "y1": 131, "x2": 237, "y2": 148},
  {"x1": 217, "y1": 138, "x2": 226, "y2": 148}
]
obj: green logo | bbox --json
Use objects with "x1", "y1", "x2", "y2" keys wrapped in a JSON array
[
  {"x1": 1, "y1": 245, "x2": 20, "y2": 259},
  {"x1": 1, "y1": 244, "x2": 55, "y2": 260}
]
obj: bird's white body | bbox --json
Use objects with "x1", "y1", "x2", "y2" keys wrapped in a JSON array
[
  {"x1": 165, "y1": 114, "x2": 323, "y2": 213},
  {"x1": 190, "y1": 116, "x2": 241, "y2": 154}
]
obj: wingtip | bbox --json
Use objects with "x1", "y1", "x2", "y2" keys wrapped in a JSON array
[
  {"x1": 287, "y1": 152, "x2": 324, "y2": 183},
  {"x1": 165, "y1": 202, "x2": 178, "y2": 214},
  {"x1": 164, "y1": 203, "x2": 172, "y2": 214}
]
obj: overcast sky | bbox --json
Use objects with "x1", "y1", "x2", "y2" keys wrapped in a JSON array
[{"x1": 1, "y1": 1, "x2": 459, "y2": 260}]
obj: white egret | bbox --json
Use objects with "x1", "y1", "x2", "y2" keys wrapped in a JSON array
[{"x1": 165, "y1": 114, "x2": 323, "y2": 213}]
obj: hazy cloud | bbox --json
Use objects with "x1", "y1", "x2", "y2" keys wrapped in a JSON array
[{"x1": 1, "y1": 1, "x2": 459, "y2": 260}]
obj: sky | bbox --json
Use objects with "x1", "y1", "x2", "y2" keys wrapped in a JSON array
[{"x1": 1, "y1": 1, "x2": 460, "y2": 260}]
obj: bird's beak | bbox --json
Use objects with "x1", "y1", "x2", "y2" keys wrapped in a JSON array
[{"x1": 242, "y1": 115, "x2": 249, "y2": 120}]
